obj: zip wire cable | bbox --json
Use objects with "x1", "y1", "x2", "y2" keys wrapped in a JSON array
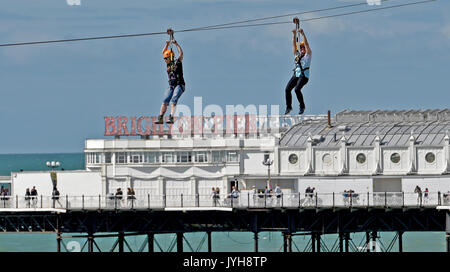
[
  {"x1": 178, "y1": 0, "x2": 397, "y2": 32},
  {"x1": 0, "y1": 0, "x2": 437, "y2": 48},
  {"x1": 178, "y1": 0, "x2": 437, "y2": 32}
]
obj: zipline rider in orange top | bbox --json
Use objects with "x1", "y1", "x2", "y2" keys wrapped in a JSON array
[
  {"x1": 155, "y1": 29, "x2": 185, "y2": 124},
  {"x1": 284, "y1": 27, "x2": 312, "y2": 115}
]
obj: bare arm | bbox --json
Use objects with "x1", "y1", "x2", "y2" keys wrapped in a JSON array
[
  {"x1": 291, "y1": 29, "x2": 297, "y2": 56},
  {"x1": 299, "y1": 29, "x2": 312, "y2": 55},
  {"x1": 173, "y1": 40, "x2": 183, "y2": 62},
  {"x1": 162, "y1": 41, "x2": 170, "y2": 54}
]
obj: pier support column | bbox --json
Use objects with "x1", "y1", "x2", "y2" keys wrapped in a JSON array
[
  {"x1": 118, "y1": 232, "x2": 124, "y2": 253},
  {"x1": 56, "y1": 231, "x2": 62, "y2": 252},
  {"x1": 283, "y1": 233, "x2": 292, "y2": 252},
  {"x1": 254, "y1": 232, "x2": 259, "y2": 253},
  {"x1": 339, "y1": 232, "x2": 343, "y2": 253},
  {"x1": 177, "y1": 232, "x2": 184, "y2": 253},
  {"x1": 87, "y1": 233, "x2": 94, "y2": 253},
  {"x1": 207, "y1": 231, "x2": 212, "y2": 252},
  {"x1": 148, "y1": 233, "x2": 154, "y2": 253},
  {"x1": 371, "y1": 231, "x2": 378, "y2": 252},
  {"x1": 316, "y1": 233, "x2": 321, "y2": 253},
  {"x1": 344, "y1": 233, "x2": 350, "y2": 252},
  {"x1": 446, "y1": 212, "x2": 450, "y2": 253},
  {"x1": 366, "y1": 232, "x2": 370, "y2": 252},
  {"x1": 311, "y1": 233, "x2": 316, "y2": 252},
  {"x1": 288, "y1": 233, "x2": 292, "y2": 252},
  {"x1": 398, "y1": 231, "x2": 403, "y2": 253}
]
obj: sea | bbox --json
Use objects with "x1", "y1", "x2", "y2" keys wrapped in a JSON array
[{"x1": 0, "y1": 153, "x2": 446, "y2": 252}]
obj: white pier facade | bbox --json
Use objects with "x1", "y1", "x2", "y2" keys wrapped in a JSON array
[{"x1": 83, "y1": 110, "x2": 450, "y2": 204}]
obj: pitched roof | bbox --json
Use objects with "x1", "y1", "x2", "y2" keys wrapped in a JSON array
[{"x1": 280, "y1": 109, "x2": 450, "y2": 148}]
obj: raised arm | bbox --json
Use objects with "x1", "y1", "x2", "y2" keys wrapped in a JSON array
[
  {"x1": 299, "y1": 29, "x2": 312, "y2": 55},
  {"x1": 291, "y1": 29, "x2": 297, "y2": 56},
  {"x1": 173, "y1": 40, "x2": 183, "y2": 62},
  {"x1": 162, "y1": 40, "x2": 170, "y2": 55}
]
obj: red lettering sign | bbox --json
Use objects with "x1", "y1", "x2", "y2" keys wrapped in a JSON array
[{"x1": 104, "y1": 115, "x2": 261, "y2": 137}]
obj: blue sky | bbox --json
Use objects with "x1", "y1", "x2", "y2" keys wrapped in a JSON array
[{"x1": 0, "y1": 0, "x2": 449, "y2": 154}]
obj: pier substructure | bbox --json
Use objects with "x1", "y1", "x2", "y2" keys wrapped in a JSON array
[
  {"x1": 371, "y1": 231, "x2": 378, "y2": 252},
  {"x1": 339, "y1": 232, "x2": 344, "y2": 252},
  {"x1": 398, "y1": 231, "x2": 403, "y2": 252},
  {"x1": 87, "y1": 232, "x2": 94, "y2": 253},
  {"x1": 311, "y1": 233, "x2": 315, "y2": 252},
  {"x1": 365, "y1": 232, "x2": 370, "y2": 252},
  {"x1": 0, "y1": 208, "x2": 446, "y2": 252},
  {"x1": 344, "y1": 233, "x2": 350, "y2": 252},
  {"x1": 207, "y1": 231, "x2": 212, "y2": 252},
  {"x1": 254, "y1": 232, "x2": 259, "y2": 252},
  {"x1": 56, "y1": 231, "x2": 62, "y2": 253},
  {"x1": 118, "y1": 232, "x2": 125, "y2": 252},
  {"x1": 148, "y1": 233, "x2": 154, "y2": 252},
  {"x1": 177, "y1": 232, "x2": 184, "y2": 253},
  {"x1": 446, "y1": 212, "x2": 450, "y2": 252}
]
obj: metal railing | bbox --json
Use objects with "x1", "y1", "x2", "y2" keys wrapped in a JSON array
[{"x1": 0, "y1": 192, "x2": 447, "y2": 210}]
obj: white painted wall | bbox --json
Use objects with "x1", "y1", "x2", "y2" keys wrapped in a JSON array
[
  {"x1": 298, "y1": 177, "x2": 372, "y2": 194},
  {"x1": 243, "y1": 151, "x2": 273, "y2": 175},
  {"x1": 12, "y1": 171, "x2": 102, "y2": 196},
  {"x1": 348, "y1": 148, "x2": 375, "y2": 174},
  {"x1": 402, "y1": 177, "x2": 450, "y2": 194},
  {"x1": 416, "y1": 147, "x2": 444, "y2": 174},
  {"x1": 280, "y1": 150, "x2": 307, "y2": 174},
  {"x1": 314, "y1": 149, "x2": 340, "y2": 175},
  {"x1": 382, "y1": 148, "x2": 409, "y2": 174}
]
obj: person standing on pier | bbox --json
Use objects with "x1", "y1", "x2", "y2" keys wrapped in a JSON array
[
  {"x1": 30, "y1": 186, "x2": 38, "y2": 207},
  {"x1": 155, "y1": 29, "x2": 185, "y2": 125},
  {"x1": 25, "y1": 188, "x2": 31, "y2": 208},
  {"x1": 414, "y1": 185, "x2": 422, "y2": 205}
]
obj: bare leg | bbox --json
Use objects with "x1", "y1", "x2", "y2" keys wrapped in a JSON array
[
  {"x1": 170, "y1": 104, "x2": 176, "y2": 116},
  {"x1": 159, "y1": 104, "x2": 168, "y2": 116}
]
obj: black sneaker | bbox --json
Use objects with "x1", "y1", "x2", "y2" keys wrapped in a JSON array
[
  {"x1": 299, "y1": 107, "x2": 305, "y2": 115},
  {"x1": 284, "y1": 107, "x2": 292, "y2": 115},
  {"x1": 155, "y1": 115, "x2": 164, "y2": 124},
  {"x1": 166, "y1": 115, "x2": 174, "y2": 124}
]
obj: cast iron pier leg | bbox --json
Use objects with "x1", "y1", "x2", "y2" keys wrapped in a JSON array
[
  {"x1": 88, "y1": 232, "x2": 94, "y2": 253},
  {"x1": 254, "y1": 232, "x2": 259, "y2": 252},
  {"x1": 317, "y1": 233, "x2": 321, "y2": 252},
  {"x1": 311, "y1": 233, "x2": 316, "y2": 252},
  {"x1": 398, "y1": 231, "x2": 403, "y2": 253},
  {"x1": 148, "y1": 233, "x2": 154, "y2": 253},
  {"x1": 118, "y1": 232, "x2": 124, "y2": 253},
  {"x1": 339, "y1": 232, "x2": 343, "y2": 253},
  {"x1": 371, "y1": 231, "x2": 378, "y2": 252},
  {"x1": 344, "y1": 233, "x2": 350, "y2": 252},
  {"x1": 56, "y1": 231, "x2": 62, "y2": 252},
  {"x1": 446, "y1": 212, "x2": 450, "y2": 252},
  {"x1": 366, "y1": 232, "x2": 370, "y2": 252},
  {"x1": 207, "y1": 231, "x2": 212, "y2": 252},
  {"x1": 177, "y1": 232, "x2": 184, "y2": 253}
]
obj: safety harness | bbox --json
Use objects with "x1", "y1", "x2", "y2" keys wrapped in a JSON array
[
  {"x1": 292, "y1": 17, "x2": 309, "y2": 78},
  {"x1": 166, "y1": 28, "x2": 179, "y2": 84}
]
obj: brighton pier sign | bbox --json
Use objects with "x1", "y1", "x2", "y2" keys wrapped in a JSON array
[{"x1": 104, "y1": 115, "x2": 304, "y2": 136}]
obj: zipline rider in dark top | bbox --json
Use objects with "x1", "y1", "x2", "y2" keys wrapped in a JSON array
[{"x1": 284, "y1": 28, "x2": 311, "y2": 115}]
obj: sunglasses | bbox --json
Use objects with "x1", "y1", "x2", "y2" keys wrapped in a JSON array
[{"x1": 164, "y1": 57, "x2": 170, "y2": 60}]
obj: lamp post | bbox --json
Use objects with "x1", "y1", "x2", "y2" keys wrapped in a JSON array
[
  {"x1": 46, "y1": 161, "x2": 61, "y2": 171},
  {"x1": 262, "y1": 158, "x2": 273, "y2": 190},
  {"x1": 46, "y1": 161, "x2": 61, "y2": 191}
]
